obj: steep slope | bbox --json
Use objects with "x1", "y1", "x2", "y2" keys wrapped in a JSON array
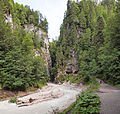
[
  {"x1": 4, "y1": 3, "x2": 52, "y2": 75},
  {"x1": 0, "y1": 0, "x2": 51, "y2": 91},
  {"x1": 24, "y1": 24, "x2": 52, "y2": 75},
  {"x1": 51, "y1": 0, "x2": 119, "y2": 86}
]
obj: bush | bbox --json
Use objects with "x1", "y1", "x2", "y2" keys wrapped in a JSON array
[
  {"x1": 72, "y1": 92, "x2": 100, "y2": 114},
  {"x1": 51, "y1": 67, "x2": 57, "y2": 82},
  {"x1": 8, "y1": 97, "x2": 18, "y2": 103},
  {"x1": 56, "y1": 74, "x2": 65, "y2": 83},
  {"x1": 0, "y1": 84, "x2": 2, "y2": 90},
  {"x1": 61, "y1": 91, "x2": 100, "y2": 114}
]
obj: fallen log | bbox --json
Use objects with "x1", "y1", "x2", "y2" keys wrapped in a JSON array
[{"x1": 18, "y1": 104, "x2": 31, "y2": 107}]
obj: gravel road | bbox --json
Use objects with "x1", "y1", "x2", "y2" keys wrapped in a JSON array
[
  {"x1": 0, "y1": 83, "x2": 83, "y2": 114},
  {"x1": 97, "y1": 83, "x2": 120, "y2": 114}
]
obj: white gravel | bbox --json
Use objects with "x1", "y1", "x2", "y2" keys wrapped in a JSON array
[{"x1": 0, "y1": 83, "x2": 83, "y2": 114}]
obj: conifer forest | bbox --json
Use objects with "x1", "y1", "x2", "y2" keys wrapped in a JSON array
[{"x1": 0, "y1": 0, "x2": 120, "y2": 114}]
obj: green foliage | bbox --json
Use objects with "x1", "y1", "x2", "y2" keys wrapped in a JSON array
[
  {"x1": 0, "y1": 84, "x2": 2, "y2": 90},
  {"x1": 61, "y1": 102, "x2": 75, "y2": 114},
  {"x1": 39, "y1": 18, "x2": 48, "y2": 33},
  {"x1": 97, "y1": 0, "x2": 120, "y2": 84},
  {"x1": 8, "y1": 97, "x2": 18, "y2": 103},
  {"x1": 0, "y1": 94, "x2": 6, "y2": 99},
  {"x1": 13, "y1": 2, "x2": 48, "y2": 32},
  {"x1": 54, "y1": 0, "x2": 119, "y2": 86},
  {"x1": 72, "y1": 92, "x2": 100, "y2": 114},
  {"x1": 39, "y1": 38, "x2": 44, "y2": 47},
  {"x1": 51, "y1": 67, "x2": 57, "y2": 82},
  {"x1": 1, "y1": 45, "x2": 47, "y2": 90},
  {"x1": 49, "y1": 41, "x2": 58, "y2": 81},
  {"x1": 0, "y1": 0, "x2": 49, "y2": 91},
  {"x1": 56, "y1": 74, "x2": 65, "y2": 83},
  {"x1": 55, "y1": 74, "x2": 82, "y2": 84},
  {"x1": 61, "y1": 91, "x2": 100, "y2": 114},
  {"x1": 65, "y1": 74, "x2": 81, "y2": 83},
  {"x1": 32, "y1": 56, "x2": 49, "y2": 85},
  {"x1": 88, "y1": 78, "x2": 100, "y2": 92}
]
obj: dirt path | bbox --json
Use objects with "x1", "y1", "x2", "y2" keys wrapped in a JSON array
[
  {"x1": 0, "y1": 83, "x2": 83, "y2": 114},
  {"x1": 97, "y1": 83, "x2": 120, "y2": 114}
]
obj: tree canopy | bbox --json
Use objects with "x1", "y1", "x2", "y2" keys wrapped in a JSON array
[
  {"x1": 50, "y1": 0, "x2": 120, "y2": 85},
  {"x1": 0, "y1": 0, "x2": 49, "y2": 90}
]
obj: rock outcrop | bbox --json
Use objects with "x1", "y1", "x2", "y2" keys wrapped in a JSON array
[
  {"x1": 5, "y1": 15, "x2": 52, "y2": 76},
  {"x1": 24, "y1": 24, "x2": 52, "y2": 75},
  {"x1": 65, "y1": 50, "x2": 78, "y2": 74},
  {"x1": 56, "y1": 50, "x2": 78, "y2": 82},
  {"x1": 5, "y1": 14, "x2": 13, "y2": 28}
]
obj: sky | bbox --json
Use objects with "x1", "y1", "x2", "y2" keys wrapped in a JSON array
[{"x1": 14, "y1": 0, "x2": 68, "y2": 41}]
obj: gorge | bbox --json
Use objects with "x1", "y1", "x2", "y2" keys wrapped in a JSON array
[{"x1": 0, "y1": 0, "x2": 120, "y2": 114}]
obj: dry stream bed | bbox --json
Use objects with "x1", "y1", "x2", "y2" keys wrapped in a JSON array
[{"x1": 0, "y1": 83, "x2": 84, "y2": 114}]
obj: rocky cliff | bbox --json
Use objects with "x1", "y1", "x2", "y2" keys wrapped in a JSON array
[
  {"x1": 24, "y1": 24, "x2": 52, "y2": 75},
  {"x1": 65, "y1": 50, "x2": 78, "y2": 74},
  {"x1": 5, "y1": 14, "x2": 13, "y2": 28},
  {"x1": 5, "y1": 14, "x2": 52, "y2": 76}
]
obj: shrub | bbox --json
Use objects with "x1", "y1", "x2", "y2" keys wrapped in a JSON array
[
  {"x1": 61, "y1": 91, "x2": 100, "y2": 114},
  {"x1": 8, "y1": 97, "x2": 18, "y2": 103},
  {"x1": 72, "y1": 92, "x2": 100, "y2": 114},
  {"x1": 0, "y1": 94, "x2": 6, "y2": 99},
  {"x1": 0, "y1": 84, "x2": 2, "y2": 90},
  {"x1": 56, "y1": 74, "x2": 65, "y2": 83}
]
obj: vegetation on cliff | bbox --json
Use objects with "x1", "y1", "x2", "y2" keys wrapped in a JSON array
[
  {"x1": 50, "y1": 0, "x2": 120, "y2": 85},
  {"x1": 0, "y1": 0, "x2": 49, "y2": 90}
]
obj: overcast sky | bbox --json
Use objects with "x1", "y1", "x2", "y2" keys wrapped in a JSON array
[{"x1": 14, "y1": 0, "x2": 68, "y2": 41}]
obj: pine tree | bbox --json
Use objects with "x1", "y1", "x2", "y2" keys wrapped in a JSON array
[{"x1": 97, "y1": 0, "x2": 120, "y2": 84}]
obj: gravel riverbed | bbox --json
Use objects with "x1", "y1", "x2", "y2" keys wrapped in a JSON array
[{"x1": 0, "y1": 83, "x2": 83, "y2": 114}]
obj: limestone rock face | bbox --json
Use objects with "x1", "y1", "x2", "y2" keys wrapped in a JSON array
[
  {"x1": 24, "y1": 24, "x2": 35, "y2": 32},
  {"x1": 5, "y1": 14, "x2": 13, "y2": 28},
  {"x1": 5, "y1": 14, "x2": 52, "y2": 76},
  {"x1": 65, "y1": 50, "x2": 78, "y2": 74},
  {"x1": 25, "y1": 24, "x2": 52, "y2": 75},
  {"x1": 41, "y1": 39, "x2": 52, "y2": 75},
  {"x1": 56, "y1": 50, "x2": 78, "y2": 81}
]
